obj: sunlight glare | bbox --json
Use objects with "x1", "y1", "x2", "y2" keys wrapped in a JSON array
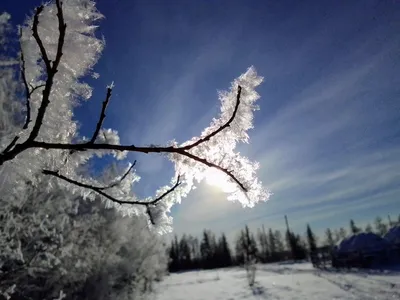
[{"x1": 204, "y1": 168, "x2": 237, "y2": 193}]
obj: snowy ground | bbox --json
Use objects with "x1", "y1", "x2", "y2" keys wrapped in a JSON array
[{"x1": 155, "y1": 262, "x2": 400, "y2": 300}]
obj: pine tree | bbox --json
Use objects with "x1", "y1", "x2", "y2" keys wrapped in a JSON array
[
  {"x1": 349, "y1": 219, "x2": 361, "y2": 234},
  {"x1": 286, "y1": 230, "x2": 307, "y2": 261},
  {"x1": 235, "y1": 230, "x2": 246, "y2": 265},
  {"x1": 179, "y1": 234, "x2": 192, "y2": 270},
  {"x1": 324, "y1": 228, "x2": 335, "y2": 247},
  {"x1": 168, "y1": 235, "x2": 181, "y2": 272},
  {"x1": 217, "y1": 233, "x2": 232, "y2": 267},
  {"x1": 168, "y1": 240, "x2": 177, "y2": 272},
  {"x1": 235, "y1": 226, "x2": 258, "y2": 265},
  {"x1": 257, "y1": 225, "x2": 270, "y2": 262},
  {"x1": 274, "y1": 230, "x2": 285, "y2": 253},
  {"x1": 200, "y1": 230, "x2": 212, "y2": 268},
  {"x1": 285, "y1": 230, "x2": 294, "y2": 259},
  {"x1": 268, "y1": 228, "x2": 277, "y2": 261},
  {"x1": 244, "y1": 225, "x2": 258, "y2": 262},
  {"x1": 306, "y1": 224, "x2": 317, "y2": 253},
  {"x1": 374, "y1": 216, "x2": 388, "y2": 236},
  {"x1": 306, "y1": 224, "x2": 318, "y2": 267},
  {"x1": 187, "y1": 235, "x2": 200, "y2": 268}
]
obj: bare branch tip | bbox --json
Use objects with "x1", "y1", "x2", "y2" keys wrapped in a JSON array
[
  {"x1": 1, "y1": 136, "x2": 20, "y2": 155},
  {"x1": 88, "y1": 87, "x2": 113, "y2": 144}
]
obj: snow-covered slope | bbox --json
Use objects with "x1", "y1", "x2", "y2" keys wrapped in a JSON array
[{"x1": 156, "y1": 262, "x2": 400, "y2": 300}]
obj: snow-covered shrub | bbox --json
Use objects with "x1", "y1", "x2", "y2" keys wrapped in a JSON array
[
  {"x1": 73, "y1": 201, "x2": 168, "y2": 300},
  {"x1": 0, "y1": 180, "x2": 167, "y2": 299}
]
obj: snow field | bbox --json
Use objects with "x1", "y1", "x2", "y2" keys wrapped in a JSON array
[{"x1": 156, "y1": 262, "x2": 400, "y2": 300}]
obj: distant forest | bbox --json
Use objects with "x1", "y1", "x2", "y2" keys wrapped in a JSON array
[{"x1": 168, "y1": 214, "x2": 400, "y2": 272}]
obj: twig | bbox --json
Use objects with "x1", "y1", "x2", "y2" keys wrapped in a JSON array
[
  {"x1": 53, "y1": 0, "x2": 66, "y2": 71},
  {"x1": 147, "y1": 175, "x2": 181, "y2": 205},
  {"x1": 31, "y1": 5, "x2": 51, "y2": 72},
  {"x1": 97, "y1": 160, "x2": 136, "y2": 190},
  {"x1": 21, "y1": 45, "x2": 46, "y2": 128},
  {"x1": 1, "y1": 136, "x2": 20, "y2": 154},
  {"x1": 42, "y1": 169, "x2": 181, "y2": 207},
  {"x1": 89, "y1": 87, "x2": 112, "y2": 144},
  {"x1": 180, "y1": 150, "x2": 246, "y2": 191},
  {"x1": 29, "y1": 84, "x2": 46, "y2": 96},
  {"x1": 20, "y1": 27, "x2": 31, "y2": 129},
  {"x1": 181, "y1": 86, "x2": 242, "y2": 151}
]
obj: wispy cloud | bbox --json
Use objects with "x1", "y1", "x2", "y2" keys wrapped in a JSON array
[
  {"x1": 115, "y1": 31, "x2": 240, "y2": 197},
  {"x1": 93, "y1": 0, "x2": 400, "y2": 236},
  {"x1": 169, "y1": 11, "x2": 400, "y2": 237}
]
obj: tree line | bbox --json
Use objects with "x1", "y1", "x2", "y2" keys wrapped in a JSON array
[{"x1": 168, "y1": 214, "x2": 400, "y2": 272}]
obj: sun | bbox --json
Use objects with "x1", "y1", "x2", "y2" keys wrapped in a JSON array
[{"x1": 204, "y1": 168, "x2": 237, "y2": 193}]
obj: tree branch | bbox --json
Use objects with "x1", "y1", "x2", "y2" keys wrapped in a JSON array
[
  {"x1": 145, "y1": 175, "x2": 182, "y2": 225},
  {"x1": 89, "y1": 87, "x2": 112, "y2": 144},
  {"x1": 42, "y1": 169, "x2": 181, "y2": 207},
  {"x1": 29, "y1": 84, "x2": 46, "y2": 96},
  {"x1": 28, "y1": 0, "x2": 66, "y2": 142},
  {"x1": 97, "y1": 160, "x2": 136, "y2": 190},
  {"x1": 1, "y1": 136, "x2": 20, "y2": 154},
  {"x1": 1, "y1": 136, "x2": 246, "y2": 192},
  {"x1": 31, "y1": 6, "x2": 51, "y2": 72},
  {"x1": 53, "y1": 0, "x2": 67, "y2": 72},
  {"x1": 147, "y1": 175, "x2": 181, "y2": 205},
  {"x1": 30, "y1": 141, "x2": 247, "y2": 191},
  {"x1": 20, "y1": 40, "x2": 46, "y2": 129},
  {"x1": 180, "y1": 150, "x2": 246, "y2": 191},
  {"x1": 146, "y1": 206, "x2": 155, "y2": 225},
  {"x1": 20, "y1": 33, "x2": 46, "y2": 130},
  {"x1": 180, "y1": 85, "x2": 242, "y2": 151},
  {"x1": 19, "y1": 28, "x2": 32, "y2": 130}
]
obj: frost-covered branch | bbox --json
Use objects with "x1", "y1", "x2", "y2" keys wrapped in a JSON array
[
  {"x1": 42, "y1": 169, "x2": 181, "y2": 207},
  {"x1": 0, "y1": 87, "x2": 247, "y2": 192},
  {"x1": 31, "y1": 6, "x2": 51, "y2": 72},
  {"x1": 28, "y1": 0, "x2": 66, "y2": 142},
  {"x1": 19, "y1": 27, "x2": 46, "y2": 130},
  {"x1": 0, "y1": 0, "x2": 268, "y2": 231},
  {"x1": 180, "y1": 86, "x2": 242, "y2": 151},
  {"x1": 32, "y1": 138, "x2": 246, "y2": 191},
  {"x1": 97, "y1": 160, "x2": 136, "y2": 190},
  {"x1": 20, "y1": 39, "x2": 46, "y2": 129}
]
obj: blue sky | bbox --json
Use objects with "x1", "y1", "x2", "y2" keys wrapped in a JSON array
[{"x1": 3, "y1": 0, "x2": 400, "y2": 240}]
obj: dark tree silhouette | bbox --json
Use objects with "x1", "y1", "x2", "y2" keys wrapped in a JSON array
[{"x1": 350, "y1": 219, "x2": 361, "y2": 234}]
